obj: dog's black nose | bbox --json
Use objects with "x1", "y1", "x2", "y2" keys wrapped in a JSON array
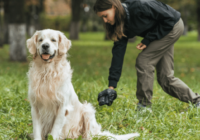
[{"x1": 42, "y1": 43, "x2": 50, "y2": 50}]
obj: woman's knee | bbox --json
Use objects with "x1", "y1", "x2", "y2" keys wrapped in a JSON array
[
  {"x1": 157, "y1": 73, "x2": 172, "y2": 87},
  {"x1": 135, "y1": 54, "x2": 147, "y2": 69},
  {"x1": 135, "y1": 54, "x2": 155, "y2": 78}
]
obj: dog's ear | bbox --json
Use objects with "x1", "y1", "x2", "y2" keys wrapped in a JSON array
[
  {"x1": 26, "y1": 31, "x2": 40, "y2": 55},
  {"x1": 58, "y1": 32, "x2": 71, "y2": 55}
]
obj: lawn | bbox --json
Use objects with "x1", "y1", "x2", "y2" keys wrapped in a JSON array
[{"x1": 0, "y1": 31, "x2": 200, "y2": 140}]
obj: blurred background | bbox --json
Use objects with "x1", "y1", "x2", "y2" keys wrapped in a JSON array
[
  {"x1": 0, "y1": 0, "x2": 199, "y2": 61},
  {"x1": 1, "y1": 1, "x2": 200, "y2": 139}
]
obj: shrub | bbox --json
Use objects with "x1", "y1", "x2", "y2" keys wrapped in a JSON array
[{"x1": 40, "y1": 14, "x2": 71, "y2": 31}]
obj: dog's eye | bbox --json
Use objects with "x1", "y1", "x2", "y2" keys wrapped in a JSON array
[
  {"x1": 51, "y1": 39, "x2": 56, "y2": 42},
  {"x1": 39, "y1": 39, "x2": 43, "y2": 42}
]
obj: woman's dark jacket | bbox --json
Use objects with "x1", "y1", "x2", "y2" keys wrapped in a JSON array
[{"x1": 108, "y1": 0, "x2": 181, "y2": 88}]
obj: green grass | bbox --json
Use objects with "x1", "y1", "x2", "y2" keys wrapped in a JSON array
[{"x1": 0, "y1": 31, "x2": 200, "y2": 140}]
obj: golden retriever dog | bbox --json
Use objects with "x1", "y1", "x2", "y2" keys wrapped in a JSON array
[{"x1": 26, "y1": 29, "x2": 139, "y2": 140}]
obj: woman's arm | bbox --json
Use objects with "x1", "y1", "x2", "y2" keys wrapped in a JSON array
[{"x1": 108, "y1": 36, "x2": 128, "y2": 88}]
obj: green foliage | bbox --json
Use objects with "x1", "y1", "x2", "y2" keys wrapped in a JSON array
[
  {"x1": 47, "y1": 135, "x2": 54, "y2": 140},
  {"x1": 0, "y1": 31, "x2": 200, "y2": 139},
  {"x1": 40, "y1": 14, "x2": 71, "y2": 31}
]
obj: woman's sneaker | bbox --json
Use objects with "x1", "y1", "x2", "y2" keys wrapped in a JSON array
[
  {"x1": 195, "y1": 101, "x2": 200, "y2": 108},
  {"x1": 188, "y1": 100, "x2": 200, "y2": 109},
  {"x1": 136, "y1": 103, "x2": 152, "y2": 113},
  {"x1": 181, "y1": 100, "x2": 200, "y2": 113}
]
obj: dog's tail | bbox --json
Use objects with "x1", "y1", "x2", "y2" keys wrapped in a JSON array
[
  {"x1": 98, "y1": 131, "x2": 140, "y2": 140},
  {"x1": 81, "y1": 102, "x2": 139, "y2": 140}
]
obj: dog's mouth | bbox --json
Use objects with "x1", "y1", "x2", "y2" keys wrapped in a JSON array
[{"x1": 40, "y1": 51, "x2": 56, "y2": 61}]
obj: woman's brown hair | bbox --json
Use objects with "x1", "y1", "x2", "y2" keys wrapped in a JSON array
[{"x1": 93, "y1": 0, "x2": 126, "y2": 41}]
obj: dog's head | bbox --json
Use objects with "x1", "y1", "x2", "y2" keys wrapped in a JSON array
[{"x1": 27, "y1": 29, "x2": 71, "y2": 62}]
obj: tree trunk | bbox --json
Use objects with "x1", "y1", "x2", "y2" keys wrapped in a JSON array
[
  {"x1": 27, "y1": 0, "x2": 43, "y2": 32},
  {"x1": 70, "y1": 0, "x2": 83, "y2": 40},
  {"x1": 4, "y1": 15, "x2": 9, "y2": 44},
  {"x1": 9, "y1": 24, "x2": 27, "y2": 61},
  {"x1": 8, "y1": 0, "x2": 27, "y2": 61},
  {"x1": 3, "y1": 0, "x2": 9, "y2": 44},
  {"x1": 70, "y1": 21, "x2": 80, "y2": 39},
  {"x1": 29, "y1": 24, "x2": 36, "y2": 37},
  {"x1": 0, "y1": 0, "x2": 4, "y2": 48},
  {"x1": 182, "y1": 7, "x2": 188, "y2": 36},
  {"x1": 28, "y1": 5, "x2": 36, "y2": 36},
  {"x1": 35, "y1": 0, "x2": 44, "y2": 30},
  {"x1": 183, "y1": 25, "x2": 188, "y2": 36},
  {"x1": 197, "y1": 0, "x2": 200, "y2": 41},
  {"x1": 198, "y1": 26, "x2": 200, "y2": 42}
]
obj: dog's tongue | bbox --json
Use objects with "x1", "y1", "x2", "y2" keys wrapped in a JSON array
[{"x1": 42, "y1": 54, "x2": 50, "y2": 60}]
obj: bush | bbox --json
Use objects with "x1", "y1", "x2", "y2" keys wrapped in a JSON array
[{"x1": 39, "y1": 14, "x2": 71, "y2": 31}]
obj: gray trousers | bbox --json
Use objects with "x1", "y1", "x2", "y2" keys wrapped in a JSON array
[{"x1": 135, "y1": 18, "x2": 200, "y2": 106}]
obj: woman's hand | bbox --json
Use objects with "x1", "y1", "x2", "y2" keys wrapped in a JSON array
[{"x1": 136, "y1": 43, "x2": 146, "y2": 50}]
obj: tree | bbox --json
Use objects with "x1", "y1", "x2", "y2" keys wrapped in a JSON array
[
  {"x1": 8, "y1": 0, "x2": 27, "y2": 61},
  {"x1": 69, "y1": 0, "x2": 83, "y2": 40},
  {"x1": 0, "y1": 0, "x2": 4, "y2": 48},
  {"x1": 3, "y1": 0, "x2": 9, "y2": 44},
  {"x1": 81, "y1": 0, "x2": 103, "y2": 32},
  {"x1": 25, "y1": 0, "x2": 44, "y2": 36},
  {"x1": 197, "y1": 0, "x2": 200, "y2": 41}
]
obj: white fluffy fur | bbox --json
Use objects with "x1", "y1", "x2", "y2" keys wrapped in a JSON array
[{"x1": 26, "y1": 29, "x2": 139, "y2": 140}]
